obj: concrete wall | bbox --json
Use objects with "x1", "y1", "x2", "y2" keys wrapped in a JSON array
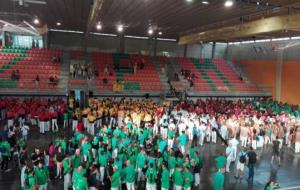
[
  {"x1": 48, "y1": 31, "x2": 226, "y2": 58},
  {"x1": 227, "y1": 39, "x2": 300, "y2": 105}
]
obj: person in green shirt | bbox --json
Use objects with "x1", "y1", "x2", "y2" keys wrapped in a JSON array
[
  {"x1": 71, "y1": 149, "x2": 82, "y2": 169},
  {"x1": 98, "y1": 150, "x2": 108, "y2": 184},
  {"x1": 178, "y1": 131, "x2": 187, "y2": 154},
  {"x1": 146, "y1": 163, "x2": 157, "y2": 190},
  {"x1": 73, "y1": 175, "x2": 88, "y2": 190},
  {"x1": 183, "y1": 167, "x2": 193, "y2": 190},
  {"x1": 0, "y1": 137, "x2": 11, "y2": 171},
  {"x1": 124, "y1": 160, "x2": 136, "y2": 190},
  {"x1": 23, "y1": 167, "x2": 37, "y2": 190},
  {"x1": 161, "y1": 163, "x2": 170, "y2": 190},
  {"x1": 34, "y1": 162, "x2": 49, "y2": 190},
  {"x1": 167, "y1": 129, "x2": 175, "y2": 150},
  {"x1": 168, "y1": 152, "x2": 176, "y2": 177},
  {"x1": 215, "y1": 153, "x2": 226, "y2": 170},
  {"x1": 63, "y1": 155, "x2": 72, "y2": 190},
  {"x1": 136, "y1": 149, "x2": 147, "y2": 182},
  {"x1": 173, "y1": 166, "x2": 183, "y2": 190},
  {"x1": 213, "y1": 169, "x2": 225, "y2": 190},
  {"x1": 110, "y1": 166, "x2": 121, "y2": 190}
]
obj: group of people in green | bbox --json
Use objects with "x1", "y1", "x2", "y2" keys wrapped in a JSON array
[{"x1": 18, "y1": 120, "x2": 229, "y2": 190}]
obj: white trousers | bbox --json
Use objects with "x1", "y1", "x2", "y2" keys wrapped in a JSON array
[
  {"x1": 39, "y1": 121, "x2": 45, "y2": 134},
  {"x1": 126, "y1": 182, "x2": 135, "y2": 190},
  {"x1": 52, "y1": 119, "x2": 58, "y2": 132},
  {"x1": 295, "y1": 142, "x2": 300, "y2": 153}
]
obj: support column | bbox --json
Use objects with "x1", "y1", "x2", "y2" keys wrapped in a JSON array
[
  {"x1": 275, "y1": 49, "x2": 284, "y2": 102},
  {"x1": 183, "y1": 44, "x2": 188, "y2": 57},
  {"x1": 211, "y1": 42, "x2": 216, "y2": 59},
  {"x1": 153, "y1": 37, "x2": 157, "y2": 57},
  {"x1": 1, "y1": 30, "x2": 5, "y2": 47},
  {"x1": 119, "y1": 34, "x2": 125, "y2": 53}
]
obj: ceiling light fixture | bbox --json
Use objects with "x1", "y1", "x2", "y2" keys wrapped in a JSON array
[
  {"x1": 96, "y1": 22, "x2": 102, "y2": 30},
  {"x1": 33, "y1": 18, "x2": 39, "y2": 25},
  {"x1": 148, "y1": 28, "x2": 153, "y2": 35},
  {"x1": 117, "y1": 25, "x2": 124, "y2": 33},
  {"x1": 186, "y1": 0, "x2": 193, "y2": 2},
  {"x1": 158, "y1": 31, "x2": 163, "y2": 36},
  {"x1": 56, "y1": 22, "x2": 61, "y2": 26},
  {"x1": 202, "y1": 1, "x2": 209, "y2": 5},
  {"x1": 257, "y1": 2, "x2": 260, "y2": 5},
  {"x1": 224, "y1": 0, "x2": 233, "y2": 7}
]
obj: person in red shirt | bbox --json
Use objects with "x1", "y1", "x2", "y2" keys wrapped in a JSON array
[
  {"x1": 51, "y1": 111, "x2": 58, "y2": 132},
  {"x1": 77, "y1": 120, "x2": 84, "y2": 132},
  {"x1": 39, "y1": 112, "x2": 45, "y2": 134}
]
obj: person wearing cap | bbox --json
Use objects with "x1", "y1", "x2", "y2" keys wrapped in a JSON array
[
  {"x1": 145, "y1": 162, "x2": 157, "y2": 190},
  {"x1": 110, "y1": 166, "x2": 121, "y2": 190}
]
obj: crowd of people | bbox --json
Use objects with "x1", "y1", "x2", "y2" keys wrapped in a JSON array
[
  {"x1": 70, "y1": 63, "x2": 95, "y2": 80},
  {"x1": 0, "y1": 97, "x2": 299, "y2": 190}
]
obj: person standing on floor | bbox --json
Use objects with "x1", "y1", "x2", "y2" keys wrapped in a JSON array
[
  {"x1": 161, "y1": 163, "x2": 170, "y2": 190},
  {"x1": 213, "y1": 168, "x2": 225, "y2": 190},
  {"x1": 247, "y1": 146, "x2": 257, "y2": 181}
]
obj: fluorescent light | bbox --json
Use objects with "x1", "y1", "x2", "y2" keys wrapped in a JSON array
[
  {"x1": 148, "y1": 28, "x2": 153, "y2": 35},
  {"x1": 158, "y1": 31, "x2": 163, "y2": 36},
  {"x1": 56, "y1": 22, "x2": 61, "y2": 26},
  {"x1": 90, "y1": 32, "x2": 117, "y2": 37},
  {"x1": 125, "y1": 35, "x2": 149, "y2": 40},
  {"x1": 117, "y1": 25, "x2": 123, "y2": 33},
  {"x1": 157, "y1": 38, "x2": 177, "y2": 42},
  {"x1": 255, "y1": 39, "x2": 271, "y2": 43},
  {"x1": 33, "y1": 18, "x2": 39, "y2": 25},
  {"x1": 257, "y1": 2, "x2": 260, "y2": 5},
  {"x1": 291, "y1": 36, "x2": 300, "y2": 40},
  {"x1": 49, "y1": 29, "x2": 84, "y2": 34},
  {"x1": 202, "y1": 1, "x2": 209, "y2": 4},
  {"x1": 224, "y1": 0, "x2": 233, "y2": 7},
  {"x1": 186, "y1": 0, "x2": 193, "y2": 2},
  {"x1": 272, "y1": 37, "x2": 290, "y2": 42}
]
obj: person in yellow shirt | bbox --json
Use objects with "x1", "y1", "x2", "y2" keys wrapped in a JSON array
[{"x1": 87, "y1": 112, "x2": 96, "y2": 135}]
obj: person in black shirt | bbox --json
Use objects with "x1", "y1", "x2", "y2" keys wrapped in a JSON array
[
  {"x1": 271, "y1": 136, "x2": 281, "y2": 166},
  {"x1": 31, "y1": 148, "x2": 43, "y2": 166},
  {"x1": 247, "y1": 146, "x2": 257, "y2": 181},
  {"x1": 55, "y1": 147, "x2": 65, "y2": 179},
  {"x1": 88, "y1": 164, "x2": 99, "y2": 189}
]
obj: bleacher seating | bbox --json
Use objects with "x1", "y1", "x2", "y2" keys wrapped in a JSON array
[
  {"x1": 0, "y1": 47, "x2": 61, "y2": 89},
  {"x1": 92, "y1": 52, "x2": 163, "y2": 91},
  {"x1": 175, "y1": 57, "x2": 261, "y2": 93}
]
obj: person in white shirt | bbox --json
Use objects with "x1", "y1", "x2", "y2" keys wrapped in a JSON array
[
  {"x1": 21, "y1": 123, "x2": 30, "y2": 141},
  {"x1": 225, "y1": 143, "x2": 235, "y2": 172},
  {"x1": 198, "y1": 122, "x2": 206, "y2": 146},
  {"x1": 229, "y1": 136, "x2": 239, "y2": 160},
  {"x1": 178, "y1": 122, "x2": 186, "y2": 136}
]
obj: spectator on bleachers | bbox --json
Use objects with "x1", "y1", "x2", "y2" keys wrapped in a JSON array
[
  {"x1": 15, "y1": 70, "x2": 20, "y2": 81},
  {"x1": 133, "y1": 62, "x2": 138, "y2": 75},
  {"x1": 11, "y1": 70, "x2": 16, "y2": 80},
  {"x1": 104, "y1": 65, "x2": 109, "y2": 75},
  {"x1": 34, "y1": 75, "x2": 40, "y2": 86}
]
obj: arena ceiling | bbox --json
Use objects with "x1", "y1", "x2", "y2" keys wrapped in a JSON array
[{"x1": 1, "y1": 0, "x2": 300, "y2": 40}]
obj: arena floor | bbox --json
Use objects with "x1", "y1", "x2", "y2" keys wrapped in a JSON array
[{"x1": 1, "y1": 124, "x2": 300, "y2": 190}]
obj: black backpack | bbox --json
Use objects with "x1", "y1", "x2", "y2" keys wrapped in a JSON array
[{"x1": 239, "y1": 154, "x2": 246, "y2": 163}]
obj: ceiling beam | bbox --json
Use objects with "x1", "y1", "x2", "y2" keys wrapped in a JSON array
[
  {"x1": 179, "y1": 13, "x2": 300, "y2": 45},
  {"x1": 85, "y1": 0, "x2": 105, "y2": 38}
]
